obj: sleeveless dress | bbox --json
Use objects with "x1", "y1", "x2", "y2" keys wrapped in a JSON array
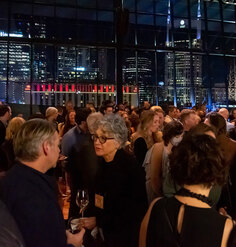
[
  {"x1": 147, "y1": 197, "x2": 227, "y2": 247},
  {"x1": 162, "y1": 148, "x2": 181, "y2": 197}
]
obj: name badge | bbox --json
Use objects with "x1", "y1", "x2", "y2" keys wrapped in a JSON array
[{"x1": 95, "y1": 194, "x2": 104, "y2": 209}]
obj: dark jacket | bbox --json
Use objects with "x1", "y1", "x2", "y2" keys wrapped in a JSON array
[
  {"x1": 0, "y1": 200, "x2": 25, "y2": 247},
  {"x1": 0, "y1": 139, "x2": 15, "y2": 172},
  {"x1": 0, "y1": 120, "x2": 6, "y2": 146},
  {"x1": 91, "y1": 149, "x2": 148, "y2": 247},
  {"x1": 0, "y1": 162, "x2": 73, "y2": 247},
  {"x1": 68, "y1": 135, "x2": 99, "y2": 218},
  {"x1": 217, "y1": 135, "x2": 236, "y2": 216}
]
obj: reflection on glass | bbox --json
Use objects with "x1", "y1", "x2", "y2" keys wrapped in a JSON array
[{"x1": 0, "y1": 0, "x2": 235, "y2": 109}]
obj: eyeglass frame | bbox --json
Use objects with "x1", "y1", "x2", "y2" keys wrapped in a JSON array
[{"x1": 91, "y1": 134, "x2": 115, "y2": 144}]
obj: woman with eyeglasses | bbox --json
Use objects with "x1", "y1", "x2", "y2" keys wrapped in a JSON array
[{"x1": 82, "y1": 114, "x2": 147, "y2": 247}]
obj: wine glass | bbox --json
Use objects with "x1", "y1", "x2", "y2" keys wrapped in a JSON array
[{"x1": 76, "y1": 189, "x2": 89, "y2": 218}]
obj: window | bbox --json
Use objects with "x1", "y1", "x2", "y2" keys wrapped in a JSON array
[
  {"x1": 0, "y1": 0, "x2": 235, "y2": 108},
  {"x1": 137, "y1": 0, "x2": 154, "y2": 13},
  {"x1": 155, "y1": 0, "x2": 169, "y2": 15},
  {"x1": 207, "y1": 2, "x2": 221, "y2": 21},
  {"x1": 0, "y1": 41, "x2": 7, "y2": 103},
  {"x1": 173, "y1": 0, "x2": 188, "y2": 18},
  {"x1": 8, "y1": 43, "x2": 31, "y2": 104}
]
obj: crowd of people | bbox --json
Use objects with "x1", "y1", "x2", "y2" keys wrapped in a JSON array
[{"x1": 0, "y1": 100, "x2": 236, "y2": 247}]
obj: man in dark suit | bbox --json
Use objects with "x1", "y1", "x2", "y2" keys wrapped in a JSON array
[
  {"x1": 0, "y1": 105, "x2": 11, "y2": 145},
  {"x1": 0, "y1": 119, "x2": 85, "y2": 247}
]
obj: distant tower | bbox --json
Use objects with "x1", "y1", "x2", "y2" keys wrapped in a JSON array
[
  {"x1": 166, "y1": 0, "x2": 171, "y2": 47},
  {"x1": 197, "y1": 0, "x2": 201, "y2": 40},
  {"x1": 228, "y1": 59, "x2": 236, "y2": 101}
]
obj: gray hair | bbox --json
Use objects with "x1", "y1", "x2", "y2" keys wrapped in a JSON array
[
  {"x1": 96, "y1": 114, "x2": 128, "y2": 148},
  {"x1": 14, "y1": 119, "x2": 56, "y2": 162}
]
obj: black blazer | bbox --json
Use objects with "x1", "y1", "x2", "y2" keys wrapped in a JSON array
[
  {"x1": 0, "y1": 121, "x2": 6, "y2": 146},
  {"x1": 0, "y1": 162, "x2": 73, "y2": 247}
]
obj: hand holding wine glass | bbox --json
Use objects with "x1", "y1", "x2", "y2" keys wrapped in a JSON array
[{"x1": 76, "y1": 189, "x2": 89, "y2": 218}]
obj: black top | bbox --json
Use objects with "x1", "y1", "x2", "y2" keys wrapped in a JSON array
[
  {"x1": 0, "y1": 139, "x2": 15, "y2": 172},
  {"x1": 0, "y1": 162, "x2": 73, "y2": 247},
  {"x1": 92, "y1": 149, "x2": 147, "y2": 247},
  {"x1": 0, "y1": 120, "x2": 6, "y2": 146},
  {"x1": 133, "y1": 137, "x2": 148, "y2": 166},
  {"x1": 0, "y1": 200, "x2": 25, "y2": 247},
  {"x1": 147, "y1": 197, "x2": 227, "y2": 247},
  {"x1": 228, "y1": 225, "x2": 236, "y2": 247}
]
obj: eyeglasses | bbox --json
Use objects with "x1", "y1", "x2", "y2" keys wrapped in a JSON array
[{"x1": 91, "y1": 134, "x2": 114, "y2": 144}]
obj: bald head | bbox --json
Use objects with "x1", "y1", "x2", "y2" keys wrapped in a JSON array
[{"x1": 219, "y1": 108, "x2": 229, "y2": 120}]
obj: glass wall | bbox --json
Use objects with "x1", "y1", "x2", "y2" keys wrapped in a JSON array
[{"x1": 0, "y1": 0, "x2": 235, "y2": 116}]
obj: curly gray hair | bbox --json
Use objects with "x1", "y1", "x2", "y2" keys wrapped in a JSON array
[{"x1": 96, "y1": 114, "x2": 128, "y2": 148}]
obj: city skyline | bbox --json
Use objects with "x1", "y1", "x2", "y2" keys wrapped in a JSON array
[{"x1": 0, "y1": 0, "x2": 235, "y2": 108}]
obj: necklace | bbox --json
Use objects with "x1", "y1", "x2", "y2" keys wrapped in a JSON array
[{"x1": 175, "y1": 187, "x2": 213, "y2": 207}]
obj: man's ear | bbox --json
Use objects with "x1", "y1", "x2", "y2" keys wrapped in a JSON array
[{"x1": 42, "y1": 140, "x2": 50, "y2": 156}]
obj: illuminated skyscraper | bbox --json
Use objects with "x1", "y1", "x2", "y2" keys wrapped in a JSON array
[
  {"x1": 123, "y1": 56, "x2": 155, "y2": 104},
  {"x1": 0, "y1": 42, "x2": 7, "y2": 102},
  {"x1": 164, "y1": 0, "x2": 204, "y2": 106},
  {"x1": 8, "y1": 43, "x2": 31, "y2": 104},
  {"x1": 0, "y1": 36, "x2": 30, "y2": 104},
  {"x1": 0, "y1": 15, "x2": 47, "y2": 103},
  {"x1": 228, "y1": 59, "x2": 236, "y2": 101}
]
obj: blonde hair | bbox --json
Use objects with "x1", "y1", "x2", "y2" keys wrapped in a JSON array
[
  {"x1": 6, "y1": 117, "x2": 25, "y2": 140},
  {"x1": 137, "y1": 110, "x2": 158, "y2": 148},
  {"x1": 45, "y1": 107, "x2": 58, "y2": 119},
  {"x1": 150, "y1": 106, "x2": 163, "y2": 112},
  {"x1": 14, "y1": 119, "x2": 56, "y2": 162}
]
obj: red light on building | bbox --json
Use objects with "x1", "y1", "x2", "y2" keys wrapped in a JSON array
[
  {"x1": 60, "y1": 84, "x2": 63, "y2": 92},
  {"x1": 54, "y1": 84, "x2": 57, "y2": 91},
  {"x1": 37, "y1": 84, "x2": 40, "y2": 92},
  {"x1": 48, "y1": 84, "x2": 51, "y2": 91},
  {"x1": 66, "y1": 84, "x2": 68, "y2": 92},
  {"x1": 42, "y1": 84, "x2": 45, "y2": 92},
  {"x1": 100, "y1": 85, "x2": 103, "y2": 92},
  {"x1": 134, "y1": 87, "x2": 137, "y2": 93},
  {"x1": 106, "y1": 86, "x2": 109, "y2": 92},
  {"x1": 94, "y1": 85, "x2": 97, "y2": 92},
  {"x1": 72, "y1": 84, "x2": 75, "y2": 92},
  {"x1": 111, "y1": 85, "x2": 114, "y2": 92},
  {"x1": 126, "y1": 86, "x2": 129, "y2": 93}
]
